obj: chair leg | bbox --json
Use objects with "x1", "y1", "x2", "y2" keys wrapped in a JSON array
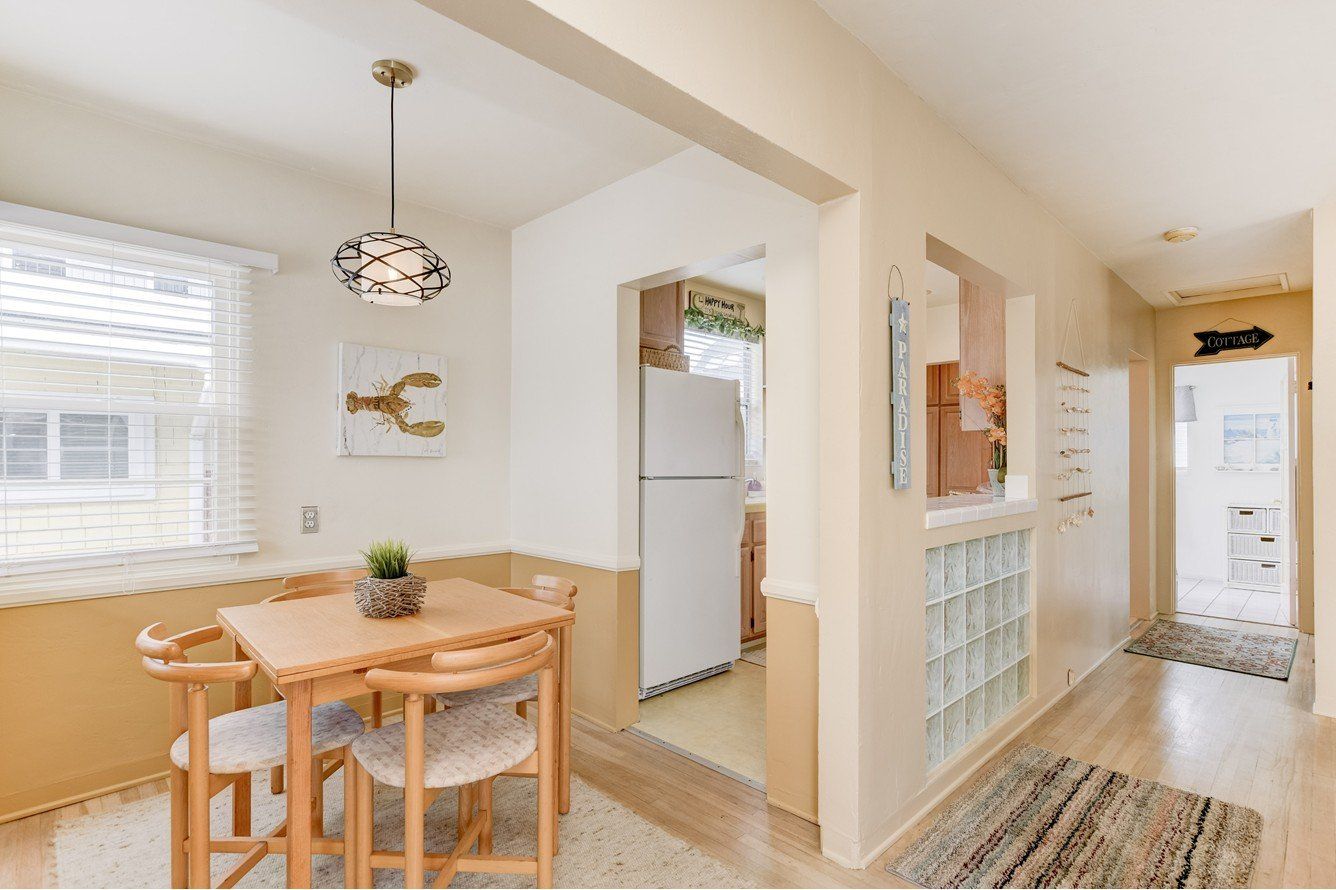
[
  {"x1": 311, "y1": 757, "x2": 325, "y2": 837},
  {"x1": 456, "y1": 782, "x2": 472, "y2": 845},
  {"x1": 342, "y1": 751, "x2": 357, "y2": 889},
  {"x1": 516, "y1": 700, "x2": 527, "y2": 719},
  {"x1": 356, "y1": 760, "x2": 374, "y2": 889},
  {"x1": 371, "y1": 691, "x2": 383, "y2": 728},
  {"x1": 271, "y1": 764, "x2": 285, "y2": 795},
  {"x1": 478, "y1": 778, "x2": 494, "y2": 855},
  {"x1": 232, "y1": 772, "x2": 251, "y2": 838},
  {"x1": 169, "y1": 766, "x2": 188, "y2": 889},
  {"x1": 537, "y1": 670, "x2": 557, "y2": 889},
  {"x1": 187, "y1": 686, "x2": 211, "y2": 889}
]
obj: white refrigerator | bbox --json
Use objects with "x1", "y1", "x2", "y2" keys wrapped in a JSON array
[{"x1": 639, "y1": 366, "x2": 745, "y2": 699}]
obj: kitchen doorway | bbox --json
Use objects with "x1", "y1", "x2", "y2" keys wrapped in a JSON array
[
  {"x1": 630, "y1": 254, "x2": 769, "y2": 791},
  {"x1": 1172, "y1": 355, "x2": 1298, "y2": 627}
]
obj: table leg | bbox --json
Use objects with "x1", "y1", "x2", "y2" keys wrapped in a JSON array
[
  {"x1": 558, "y1": 625, "x2": 572, "y2": 814},
  {"x1": 284, "y1": 680, "x2": 313, "y2": 888},
  {"x1": 232, "y1": 639, "x2": 252, "y2": 838}
]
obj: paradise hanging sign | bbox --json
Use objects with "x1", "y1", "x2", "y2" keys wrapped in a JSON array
[{"x1": 889, "y1": 264, "x2": 910, "y2": 490}]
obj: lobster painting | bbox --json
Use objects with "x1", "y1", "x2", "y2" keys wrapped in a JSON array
[{"x1": 345, "y1": 372, "x2": 445, "y2": 438}]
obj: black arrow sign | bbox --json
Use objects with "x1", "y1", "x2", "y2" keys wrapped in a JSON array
[{"x1": 1193, "y1": 326, "x2": 1274, "y2": 357}]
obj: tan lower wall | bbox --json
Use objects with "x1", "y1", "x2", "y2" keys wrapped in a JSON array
[
  {"x1": 0, "y1": 553, "x2": 510, "y2": 823},
  {"x1": 765, "y1": 598, "x2": 818, "y2": 822},
  {"x1": 508, "y1": 555, "x2": 640, "y2": 732}
]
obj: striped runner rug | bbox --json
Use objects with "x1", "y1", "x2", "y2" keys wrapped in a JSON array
[{"x1": 888, "y1": 745, "x2": 1261, "y2": 888}]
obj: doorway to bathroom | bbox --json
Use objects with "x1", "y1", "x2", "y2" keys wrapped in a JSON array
[{"x1": 1172, "y1": 355, "x2": 1298, "y2": 627}]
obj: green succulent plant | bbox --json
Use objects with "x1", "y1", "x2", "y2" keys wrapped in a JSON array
[{"x1": 359, "y1": 538, "x2": 413, "y2": 580}]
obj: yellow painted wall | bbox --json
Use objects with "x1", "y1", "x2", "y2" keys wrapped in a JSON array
[
  {"x1": 508, "y1": 554, "x2": 640, "y2": 732},
  {"x1": 765, "y1": 598, "x2": 818, "y2": 822},
  {"x1": 1154, "y1": 292, "x2": 1314, "y2": 631},
  {"x1": 0, "y1": 553, "x2": 508, "y2": 823}
]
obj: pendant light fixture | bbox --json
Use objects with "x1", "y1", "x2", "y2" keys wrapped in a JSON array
[{"x1": 331, "y1": 59, "x2": 450, "y2": 306}]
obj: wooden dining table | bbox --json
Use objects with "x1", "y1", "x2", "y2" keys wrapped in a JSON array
[{"x1": 217, "y1": 577, "x2": 575, "y2": 888}]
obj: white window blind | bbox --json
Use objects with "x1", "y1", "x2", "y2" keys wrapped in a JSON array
[
  {"x1": 0, "y1": 220, "x2": 256, "y2": 593},
  {"x1": 683, "y1": 327, "x2": 764, "y2": 466},
  {"x1": 1174, "y1": 422, "x2": 1190, "y2": 470}
]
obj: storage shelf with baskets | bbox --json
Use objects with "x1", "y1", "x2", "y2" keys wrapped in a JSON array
[{"x1": 1226, "y1": 504, "x2": 1285, "y2": 591}]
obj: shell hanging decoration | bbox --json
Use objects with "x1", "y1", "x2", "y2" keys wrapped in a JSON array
[
  {"x1": 1055, "y1": 299, "x2": 1094, "y2": 532},
  {"x1": 345, "y1": 372, "x2": 445, "y2": 438}
]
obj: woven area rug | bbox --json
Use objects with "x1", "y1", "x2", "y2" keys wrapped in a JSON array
[
  {"x1": 52, "y1": 771, "x2": 752, "y2": 888},
  {"x1": 1125, "y1": 618, "x2": 1297, "y2": 679},
  {"x1": 888, "y1": 744, "x2": 1261, "y2": 889}
]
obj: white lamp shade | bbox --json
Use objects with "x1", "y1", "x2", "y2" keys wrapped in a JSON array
[{"x1": 1174, "y1": 385, "x2": 1197, "y2": 422}]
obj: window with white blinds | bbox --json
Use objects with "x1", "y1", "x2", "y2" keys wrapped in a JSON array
[
  {"x1": 0, "y1": 221, "x2": 255, "y2": 592},
  {"x1": 683, "y1": 327, "x2": 764, "y2": 467}
]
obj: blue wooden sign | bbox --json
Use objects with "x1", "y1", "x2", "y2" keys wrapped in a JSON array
[{"x1": 890, "y1": 298, "x2": 911, "y2": 489}]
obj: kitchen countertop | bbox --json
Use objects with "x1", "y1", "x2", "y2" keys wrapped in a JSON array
[
  {"x1": 926, "y1": 493, "x2": 1037, "y2": 529},
  {"x1": 745, "y1": 499, "x2": 766, "y2": 513}
]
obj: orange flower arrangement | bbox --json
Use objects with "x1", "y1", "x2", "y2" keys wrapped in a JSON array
[{"x1": 954, "y1": 371, "x2": 1007, "y2": 472}]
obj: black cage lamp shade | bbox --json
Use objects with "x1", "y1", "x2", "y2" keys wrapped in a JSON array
[{"x1": 331, "y1": 59, "x2": 450, "y2": 306}]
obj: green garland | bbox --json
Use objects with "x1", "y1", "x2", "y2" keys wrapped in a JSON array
[{"x1": 684, "y1": 305, "x2": 765, "y2": 343}]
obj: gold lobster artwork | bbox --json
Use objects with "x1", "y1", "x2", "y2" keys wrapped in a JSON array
[{"x1": 345, "y1": 372, "x2": 445, "y2": 438}]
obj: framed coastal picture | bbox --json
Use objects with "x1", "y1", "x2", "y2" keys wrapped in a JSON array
[{"x1": 337, "y1": 343, "x2": 447, "y2": 457}]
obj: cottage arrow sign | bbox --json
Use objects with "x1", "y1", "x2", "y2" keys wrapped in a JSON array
[{"x1": 1193, "y1": 325, "x2": 1273, "y2": 357}]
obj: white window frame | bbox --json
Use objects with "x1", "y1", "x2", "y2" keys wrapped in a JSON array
[
  {"x1": 1, "y1": 408, "x2": 156, "y2": 503},
  {"x1": 1219, "y1": 407, "x2": 1283, "y2": 473}
]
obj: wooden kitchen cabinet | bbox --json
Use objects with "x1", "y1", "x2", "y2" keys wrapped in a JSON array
[
  {"x1": 639, "y1": 281, "x2": 685, "y2": 352},
  {"x1": 927, "y1": 361, "x2": 990, "y2": 496},
  {"x1": 740, "y1": 508, "x2": 766, "y2": 643}
]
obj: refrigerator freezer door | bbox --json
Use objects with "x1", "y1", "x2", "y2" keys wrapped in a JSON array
[
  {"x1": 639, "y1": 477, "x2": 744, "y2": 693},
  {"x1": 641, "y1": 366, "x2": 740, "y2": 478}
]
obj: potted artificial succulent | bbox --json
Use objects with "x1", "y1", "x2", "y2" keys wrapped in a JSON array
[{"x1": 353, "y1": 538, "x2": 425, "y2": 618}]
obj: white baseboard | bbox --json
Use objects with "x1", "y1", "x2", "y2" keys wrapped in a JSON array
[{"x1": 849, "y1": 630, "x2": 1134, "y2": 869}]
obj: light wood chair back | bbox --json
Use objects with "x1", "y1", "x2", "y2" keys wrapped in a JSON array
[
  {"x1": 357, "y1": 631, "x2": 559, "y2": 887},
  {"x1": 136, "y1": 623, "x2": 259, "y2": 888},
  {"x1": 530, "y1": 574, "x2": 577, "y2": 599},
  {"x1": 498, "y1": 586, "x2": 574, "y2": 612}
]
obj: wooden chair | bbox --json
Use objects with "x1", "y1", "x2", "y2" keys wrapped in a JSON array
[
  {"x1": 135, "y1": 623, "x2": 365, "y2": 889},
  {"x1": 432, "y1": 587, "x2": 573, "y2": 848},
  {"x1": 530, "y1": 574, "x2": 578, "y2": 600},
  {"x1": 348, "y1": 630, "x2": 559, "y2": 888},
  {"x1": 266, "y1": 568, "x2": 371, "y2": 795}
]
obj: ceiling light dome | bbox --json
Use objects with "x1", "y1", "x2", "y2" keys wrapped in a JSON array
[{"x1": 331, "y1": 60, "x2": 450, "y2": 306}]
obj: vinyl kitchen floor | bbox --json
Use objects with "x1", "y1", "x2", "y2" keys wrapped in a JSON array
[
  {"x1": 1177, "y1": 577, "x2": 1290, "y2": 627},
  {"x1": 631, "y1": 660, "x2": 766, "y2": 789}
]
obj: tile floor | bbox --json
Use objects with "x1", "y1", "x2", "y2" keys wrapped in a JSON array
[
  {"x1": 1176, "y1": 577, "x2": 1290, "y2": 626},
  {"x1": 631, "y1": 657, "x2": 766, "y2": 788}
]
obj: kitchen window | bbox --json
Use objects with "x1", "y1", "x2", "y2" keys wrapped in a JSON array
[
  {"x1": 683, "y1": 327, "x2": 764, "y2": 473},
  {"x1": 0, "y1": 217, "x2": 258, "y2": 594}
]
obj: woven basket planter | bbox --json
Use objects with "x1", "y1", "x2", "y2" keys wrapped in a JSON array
[{"x1": 353, "y1": 574, "x2": 426, "y2": 619}]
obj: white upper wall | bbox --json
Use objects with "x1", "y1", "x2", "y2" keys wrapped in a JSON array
[
  {"x1": 0, "y1": 86, "x2": 512, "y2": 583},
  {"x1": 510, "y1": 147, "x2": 818, "y2": 591}
]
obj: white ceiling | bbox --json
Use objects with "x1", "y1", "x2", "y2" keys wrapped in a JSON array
[
  {"x1": 925, "y1": 261, "x2": 959, "y2": 308},
  {"x1": 819, "y1": 0, "x2": 1336, "y2": 307},
  {"x1": 0, "y1": 0, "x2": 691, "y2": 229},
  {"x1": 693, "y1": 258, "x2": 766, "y2": 300}
]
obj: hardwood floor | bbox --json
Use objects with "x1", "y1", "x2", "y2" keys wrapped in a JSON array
[{"x1": 4, "y1": 613, "x2": 1332, "y2": 888}]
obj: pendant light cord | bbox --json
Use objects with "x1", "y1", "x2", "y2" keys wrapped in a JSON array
[{"x1": 389, "y1": 71, "x2": 397, "y2": 231}]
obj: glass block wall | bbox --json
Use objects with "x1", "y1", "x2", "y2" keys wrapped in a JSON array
[{"x1": 924, "y1": 529, "x2": 1032, "y2": 771}]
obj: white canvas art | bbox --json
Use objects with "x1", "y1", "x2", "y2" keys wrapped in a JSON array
[{"x1": 338, "y1": 343, "x2": 447, "y2": 456}]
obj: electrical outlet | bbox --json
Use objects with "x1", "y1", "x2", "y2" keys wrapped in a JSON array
[{"x1": 300, "y1": 505, "x2": 320, "y2": 534}]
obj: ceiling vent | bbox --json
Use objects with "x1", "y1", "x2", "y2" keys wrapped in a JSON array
[{"x1": 1166, "y1": 273, "x2": 1290, "y2": 306}]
